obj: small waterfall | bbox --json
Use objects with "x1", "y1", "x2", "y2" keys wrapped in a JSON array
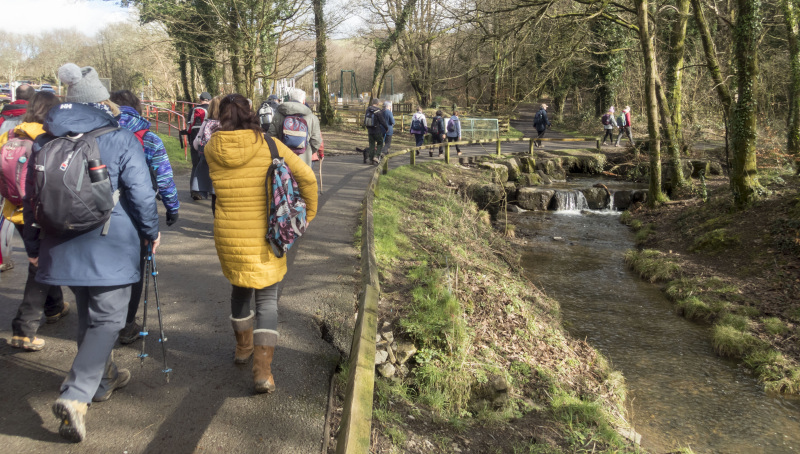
[
  {"x1": 607, "y1": 190, "x2": 615, "y2": 211},
  {"x1": 549, "y1": 190, "x2": 588, "y2": 211}
]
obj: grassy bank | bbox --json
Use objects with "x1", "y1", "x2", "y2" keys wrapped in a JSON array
[
  {"x1": 359, "y1": 163, "x2": 637, "y2": 453},
  {"x1": 622, "y1": 169, "x2": 800, "y2": 394},
  {"x1": 154, "y1": 132, "x2": 192, "y2": 172}
]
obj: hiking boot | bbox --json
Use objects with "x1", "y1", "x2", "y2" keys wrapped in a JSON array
[
  {"x1": 52, "y1": 399, "x2": 87, "y2": 442},
  {"x1": 118, "y1": 321, "x2": 141, "y2": 345},
  {"x1": 429, "y1": 151, "x2": 433, "y2": 157},
  {"x1": 190, "y1": 191, "x2": 203, "y2": 201},
  {"x1": 231, "y1": 312, "x2": 255, "y2": 364},
  {"x1": 46, "y1": 301, "x2": 70, "y2": 324},
  {"x1": 92, "y1": 368, "x2": 131, "y2": 402},
  {"x1": 0, "y1": 260, "x2": 14, "y2": 272},
  {"x1": 10, "y1": 335, "x2": 45, "y2": 351},
  {"x1": 253, "y1": 345, "x2": 276, "y2": 394}
]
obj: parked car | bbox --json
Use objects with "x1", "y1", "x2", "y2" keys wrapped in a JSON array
[
  {"x1": 38, "y1": 84, "x2": 55, "y2": 93},
  {"x1": 0, "y1": 88, "x2": 11, "y2": 99}
]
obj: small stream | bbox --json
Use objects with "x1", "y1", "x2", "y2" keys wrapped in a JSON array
[{"x1": 516, "y1": 183, "x2": 800, "y2": 453}]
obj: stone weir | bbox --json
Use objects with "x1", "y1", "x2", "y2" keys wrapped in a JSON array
[{"x1": 461, "y1": 151, "x2": 649, "y2": 217}]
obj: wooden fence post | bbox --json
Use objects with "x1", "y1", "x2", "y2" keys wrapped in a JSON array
[
  {"x1": 529, "y1": 138, "x2": 535, "y2": 155},
  {"x1": 410, "y1": 148, "x2": 416, "y2": 165},
  {"x1": 445, "y1": 140, "x2": 450, "y2": 164},
  {"x1": 496, "y1": 139, "x2": 502, "y2": 156}
]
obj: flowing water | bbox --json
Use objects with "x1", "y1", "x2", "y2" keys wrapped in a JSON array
[{"x1": 517, "y1": 202, "x2": 800, "y2": 453}]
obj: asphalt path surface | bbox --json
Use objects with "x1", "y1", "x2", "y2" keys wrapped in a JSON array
[
  {"x1": 0, "y1": 110, "x2": 595, "y2": 452},
  {"x1": 0, "y1": 156, "x2": 371, "y2": 453}
]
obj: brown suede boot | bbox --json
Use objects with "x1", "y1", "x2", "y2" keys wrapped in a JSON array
[
  {"x1": 231, "y1": 312, "x2": 254, "y2": 364},
  {"x1": 253, "y1": 330, "x2": 278, "y2": 393}
]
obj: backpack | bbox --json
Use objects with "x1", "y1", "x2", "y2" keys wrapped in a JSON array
[
  {"x1": 430, "y1": 116, "x2": 442, "y2": 135},
  {"x1": 410, "y1": 117, "x2": 423, "y2": 133},
  {"x1": 258, "y1": 102, "x2": 274, "y2": 129},
  {"x1": 618, "y1": 114, "x2": 626, "y2": 127},
  {"x1": 601, "y1": 114, "x2": 611, "y2": 125},
  {"x1": 30, "y1": 126, "x2": 119, "y2": 238},
  {"x1": 0, "y1": 130, "x2": 34, "y2": 205},
  {"x1": 264, "y1": 136, "x2": 307, "y2": 258},
  {"x1": 533, "y1": 111, "x2": 543, "y2": 127},
  {"x1": 280, "y1": 114, "x2": 310, "y2": 156},
  {"x1": 364, "y1": 109, "x2": 376, "y2": 128},
  {"x1": 447, "y1": 116, "x2": 458, "y2": 133}
]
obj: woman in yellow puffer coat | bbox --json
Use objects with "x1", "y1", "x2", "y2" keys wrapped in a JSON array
[{"x1": 204, "y1": 94, "x2": 317, "y2": 393}]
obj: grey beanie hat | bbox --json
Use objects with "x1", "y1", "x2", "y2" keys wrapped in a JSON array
[{"x1": 58, "y1": 63, "x2": 110, "y2": 103}]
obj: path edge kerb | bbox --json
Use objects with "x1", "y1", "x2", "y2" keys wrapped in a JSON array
[{"x1": 334, "y1": 165, "x2": 381, "y2": 454}]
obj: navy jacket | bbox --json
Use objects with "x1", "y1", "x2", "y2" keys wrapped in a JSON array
[
  {"x1": 535, "y1": 108, "x2": 551, "y2": 132},
  {"x1": 23, "y1": 103, "x2": 159, "y2": 286},
  {"x1": 382, "y1": 109, "x2": 395, "y2": 136}
]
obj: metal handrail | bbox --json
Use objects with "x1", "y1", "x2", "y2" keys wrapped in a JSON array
[
  {"x1": 141, "y1": 103, "x2": 189, "y2": 159},
  {"x1": 381, "y1": 135, "x2": 600, "y2": 172}
]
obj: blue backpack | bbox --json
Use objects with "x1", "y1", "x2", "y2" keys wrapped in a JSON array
[
  {"x1": 265, "y1": 137, "x2": 307, "y2": 258},
  {"x1": 280, "y1": 114, "x2": 309, "y2": 156}
]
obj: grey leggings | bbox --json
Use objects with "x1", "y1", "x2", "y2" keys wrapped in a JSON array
[{"x1": 230, "y1": 283, "x2": 279, "y2": 331}]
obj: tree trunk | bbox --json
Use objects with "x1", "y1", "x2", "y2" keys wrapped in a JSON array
[
  {"x1": 666, "y1": 0, "x2": 690, "y2": 146},
  {"x1": 781, "y1": 0, "x2": 800, "y2": 170},
  {"x1": 635, "y1": 0, "x2": 666, "y2": 206},
  {"x1": 730, "y1": 0, "x2": 764, "y2": 206},
  {"x1": 178, "y1": 47, "x2": 191, "y2": 102},
  {"x1": 313, "y1": 0, "x2": 335, "y2": 125},
  {"x1": 369, "y1": 0, "x2": 418, "y2": 103},
  {"x1": 656, "y1": 79, "x2": 687, "y2": 188},
  {"x1": 691, "y1": 0, "x2": 733, "y2": 111}
]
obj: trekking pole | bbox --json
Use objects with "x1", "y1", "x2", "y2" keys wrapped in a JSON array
[
  {"x1": 139, "y1": 248, "x2": 151, "y2": 366},
  {"x1": 149, "y1": 244, "x2": 172, "y2": 382},
  {"x1": 138, "y1": 244, "x2": 172, "y2": 383},
  {"x1": 318, "y1": 157, "x2": 323, "y2": 195}
]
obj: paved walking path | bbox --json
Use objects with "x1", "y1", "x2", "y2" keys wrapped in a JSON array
[
  {"x1": 0, "y1": 157, "x2": 371, "y2": 453},
  {"x1": 0, "y1": 108, "x2": 596, "y2": 452}
]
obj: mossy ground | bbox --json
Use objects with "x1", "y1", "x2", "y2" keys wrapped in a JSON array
[
  {"x1": 329, "y1": 163, "x2": 639, "y2": 453},
  {"x1": 625, "y1": 168, "x2": 800, "y2": 394}
]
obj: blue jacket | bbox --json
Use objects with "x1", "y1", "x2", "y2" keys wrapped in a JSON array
[
  {"x1": 23, "y1": 103, "x2": 159, "y2": 286},
  {"x1": 446, "y1": 115, "x2": 462, "y2": 138},
  {"x1": 117, "y1": 106, "x2": 180, "y2": 215},
  {"x1": 382, "y1": 109, "x2": 395, "y2": 136}
]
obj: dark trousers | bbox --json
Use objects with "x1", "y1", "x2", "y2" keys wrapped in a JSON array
[
  {"x1": 188, "y1": 129, "x2": 206, "y2": 197},
  {"x1": 431, "y1": 134, "x2": 444, "y2": 155},
  {"x1": 62, "y1": 285, "x2": 130, "y2": 403},
  {"x1": 414, "y1": 133, "x2": 425, "y2": 147},
  {"x1": 602, "y1": 129, "x2": 614, "y2": 144},
  {"x1": 367, "y1": 133, "x2": 384, "y2": 161},
  {"x1": 536, "y1": 129, "x2": 546, "y2": 146},
  {"x1": 11, "y1": 262, "x2": 64, "y2": 338},
  {"x1": 11, "y1": 224, "x2": 64, "y2": 339},
  {"x1": 230, "y1": 283, "x2": 280, "y2": 332},
  {"x1": 447, "y1": 136, "x2": 461, "y2": 153},
  {"x1": 381, "y1": 135, "x2": 393, "y2": 155},
  {"x1": 126, "y1": 240, "x2": 148, "y2": 325}
]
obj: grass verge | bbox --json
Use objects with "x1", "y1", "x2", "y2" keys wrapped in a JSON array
[
  {"x1": 366, "y1": 163, "x2": 636, "y2": 452},
  {"x1": 154, "y1": 132, "x2": 191, "y2": 172}
]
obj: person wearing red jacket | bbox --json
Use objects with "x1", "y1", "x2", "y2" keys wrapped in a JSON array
[
  {"x1": 0, "y1": 84, "x2": 35, "y2": 135},
  {"x1": 615, "y1": 105, "x2": 635, "y2": 147}
]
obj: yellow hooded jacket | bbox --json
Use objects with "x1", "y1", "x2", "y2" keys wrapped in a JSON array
[
  {"x1": 205, "y1": 130, "x2": 318, "y2": 289},
  {"x1": 1, "y1": 122, "x2": 46, "y2": 225}
]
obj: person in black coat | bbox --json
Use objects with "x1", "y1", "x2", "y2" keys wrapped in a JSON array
[
  {"x1": 23, "y1": 63, "x2": 160, "y2": 443},
  {"x1": 534, "y1": 103, "x2": 551, "y2": 147}
]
